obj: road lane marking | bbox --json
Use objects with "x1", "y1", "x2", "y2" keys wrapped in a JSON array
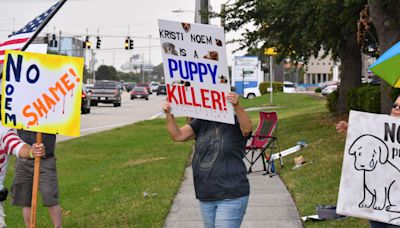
[
  {"x1": 148, "y1": 111, "x2": 164, "y2": 120},
  {"x1": 81, "y1": 123, "x2": 132, "y2": 132}
]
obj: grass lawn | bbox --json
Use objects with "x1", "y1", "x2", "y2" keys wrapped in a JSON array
[
  {"x1": 4, "y1": 118, "x2": 193, "y2": 227},
  {"x1": 2, "y1": 92, "x2": 367, "y2": 227}
]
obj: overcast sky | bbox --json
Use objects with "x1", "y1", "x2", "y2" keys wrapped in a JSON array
[{"x1": 0, "y1": 0, "x2": 246, "y2": 71}]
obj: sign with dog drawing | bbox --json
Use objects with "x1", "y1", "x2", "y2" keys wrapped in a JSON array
[
  {"x1": 337, "y1": 110, "x2": 400, "y2": 225},
  {"x1": 158, "y1": 19, "x2": 234, "y2": 124},
  {"x1": 1, "y1": 50, "x2": 84, "y2": 137}
]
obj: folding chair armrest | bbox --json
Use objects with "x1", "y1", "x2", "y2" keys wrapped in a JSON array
[{"x1": 254, "y1": 134, "x2": 276, "y2": 140}]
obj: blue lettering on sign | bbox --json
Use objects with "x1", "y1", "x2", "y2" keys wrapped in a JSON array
[
  {"x1": 167, "y1": 58, "x2": 218, "y2": 84},
  {"x1": 5, "y1": 54, "x2": 23, "y2": 82},
  {"x1": 26, "y1": 64, "x2": 40, "y2": 83}
]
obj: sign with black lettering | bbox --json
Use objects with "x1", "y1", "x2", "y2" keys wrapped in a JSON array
[
  {"x1": 337, "y1": 110, "x2": 400, "y2": 225},
  {"x1": 158, "y1": 19, "x2": 234, "y2": 124}
]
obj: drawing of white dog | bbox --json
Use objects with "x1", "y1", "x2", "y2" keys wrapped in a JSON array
[{"x1": 349, "y1": 134, "x2": 400, "y2": 212}]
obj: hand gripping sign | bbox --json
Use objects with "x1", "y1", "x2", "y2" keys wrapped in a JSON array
[
  {"x1": 1, "y1": 50, "x2": 84, "y2": 137},
  {"x1": 158, "y1": 19, "x2": 234, "y2": 124}
]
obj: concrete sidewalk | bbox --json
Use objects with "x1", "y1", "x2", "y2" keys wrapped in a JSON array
[{"x1": 163, "y1": 160, "x2": 303, "y2": 228}]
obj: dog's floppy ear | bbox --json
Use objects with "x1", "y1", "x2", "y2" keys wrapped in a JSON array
[
  {"x1": 349, "y1": 148, "x2": 356, "y2": 155},
  {"x1": 378, "y1": 143, "x2": 389, "y2": 164},
  {"x1": 349, "y1": 135, "x2": 364, "y2": 155}
]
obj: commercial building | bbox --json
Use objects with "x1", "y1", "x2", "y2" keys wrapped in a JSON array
[{"x1": 304, "y1": 50, "x2": 339, "y2": 85}]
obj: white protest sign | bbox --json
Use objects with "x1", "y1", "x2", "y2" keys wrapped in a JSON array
[
  {"x1": 158, "y1": 19, "x2": 234, "y2": 124},
  {"x1": 337, "y1": 110, "x2": 400, "y2": 225}
]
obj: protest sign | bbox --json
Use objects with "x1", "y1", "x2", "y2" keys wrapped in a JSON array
[
  {"x1": 1, "y1": 50, "x2": 84, "y2": 136},
  {"x1": 158, "y1": 19, "x2": 234, "y2": 124},
  {"x1": 337, "y1": 110, "x2": 400, "y2": 225}
]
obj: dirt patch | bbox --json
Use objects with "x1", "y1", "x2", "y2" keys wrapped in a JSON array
[{"x1": 123, "y1": 157, "x2": 166, "y2": 167}]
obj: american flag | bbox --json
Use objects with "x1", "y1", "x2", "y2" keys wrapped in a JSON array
[{"x1": 0, "y1": 2, "x2": 60, "y2": 65}]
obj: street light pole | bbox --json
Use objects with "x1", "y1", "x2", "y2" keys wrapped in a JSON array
[{"x1": 269, "y1": 55, "x2": 273, "y2": 104}]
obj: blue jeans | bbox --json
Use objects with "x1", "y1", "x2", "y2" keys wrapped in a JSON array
[{"x1": 199, "y1": 195, "x2": 249, "y2": 228}]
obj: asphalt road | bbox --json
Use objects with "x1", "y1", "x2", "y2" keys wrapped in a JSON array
[{"x1": 57, "y1": 91, "x2": 166, "y2": 142}]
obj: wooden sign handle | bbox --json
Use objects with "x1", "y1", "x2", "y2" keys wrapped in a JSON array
[{"x1": 29, "y1": 132, "x2": 42, "y2": 228}]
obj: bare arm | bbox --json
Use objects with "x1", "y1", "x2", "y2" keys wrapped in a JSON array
[
  {"x1": 17, "y1": 143, "x2": 45, "y2": 159},
  {"x1": 163, "y1": 102, "x2": 195, "y2": 142},
  {"x1": 227, "y1": 92, "x2": 253, "y2": 137}
]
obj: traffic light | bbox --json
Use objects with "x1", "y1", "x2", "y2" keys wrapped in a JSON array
[
  {"x1": 125, "y1": 37, "x2": 130, "y2": 50},
  {"x1": 96, "y1": 36, "x2": 101, "y2": 49},
  {"x1": 129, "y1": 39, "x2": 134, "y2": 50},
  {"x1": 85, "y1": 36, "x2": 91, "y2": 49}
]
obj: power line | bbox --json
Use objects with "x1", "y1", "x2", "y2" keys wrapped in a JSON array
[{"x1": 54, "y1": 45, "x2": 161, "y2": 53}]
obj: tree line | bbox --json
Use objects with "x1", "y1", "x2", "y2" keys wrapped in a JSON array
[
  {"x1": 224, "y1": 0, "x2": 400, "y2": 115},
  {"x1": 82, "y1": 63, "x2": 165, "y2": 83}
]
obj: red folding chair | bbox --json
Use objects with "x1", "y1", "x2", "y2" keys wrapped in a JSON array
[{"x1": 244, "y1": 111, "x2": 278, "y2": 173}]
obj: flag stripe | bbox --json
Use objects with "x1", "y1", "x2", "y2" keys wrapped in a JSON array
[
  {"x1": 0, "y1": 48, "x2": 21, "y2": 56},
  {"x1": 0, "y1": 38, "x2": 30, "y2": 47}
]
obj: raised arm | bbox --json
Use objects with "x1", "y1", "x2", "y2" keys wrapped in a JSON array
[
  {"x1": 227, "y1": 92, "x2": 253, "y2": 137},
  {"x1": 163, "y1": 102, "x2": 195, "y2": 142}
]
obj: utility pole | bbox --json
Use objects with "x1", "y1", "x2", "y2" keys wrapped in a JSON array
[
  {"x1": 128, "y1": 26, "x2": 132, "y2": 72},
  {"x1": 112, "y1": 52, "x2": 115, "y2": 66},
  {"x1": 58, "y1": 30, "x2": 62, "y2": 54},
  {"x1": 148, "y1": 35, "x2": 151, "y2": 82},
  {"x1": 12, "y1": 18, "x2": 15, "y2": 34},
  {"x1": 195, "y1": 0, "x2": 209, "y2": 24},
  {"x1": 91, "y1": 49, "x2": 96, "y2": 82},
  {"x1": 201, "y1": 0, "x2": 209, "y2": 24},
  {"x1": 142, "y1": 53, "x2": 145, "y2": 82}
]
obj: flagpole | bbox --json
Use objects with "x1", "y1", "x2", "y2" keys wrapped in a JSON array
[
  {"x1": 26, "y1": 1, "x2": 68, "y2": 227},
  {"x1": 21, "y1": 0, "x2": 68, "y2": 52},
  {"x1": 0, "y1": 0, "x2": 68, "y2": 81}
]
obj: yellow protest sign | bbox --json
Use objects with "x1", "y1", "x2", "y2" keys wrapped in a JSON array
[{"x1": 1, "y1": 50, "x2": 84, "y2": 136}]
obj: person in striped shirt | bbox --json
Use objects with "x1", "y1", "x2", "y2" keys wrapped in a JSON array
[{"x1": 0, "y1": 125, "x2": 44, "y2": 228}]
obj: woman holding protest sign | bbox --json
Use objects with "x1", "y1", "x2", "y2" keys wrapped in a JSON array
[
  {"x1": 163, "y1": 91, "x2": 253, "y2": 228},
  {"x1": 336, "y1": 95, "x2": 400, "y2": 228}
]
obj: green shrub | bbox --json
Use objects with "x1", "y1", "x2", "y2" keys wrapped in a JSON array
[
  {"x1": 315, "y1": 87, "x2": 322, "y2": 93},
  {"x1": 345, "y1": 88, "x2": 359, "y2": 111},
  {"x1": 259, "y1": 82, "x2": 283, "y2": 94},
  {"x1": 358, "y1": 86, "x2": 380, "y2": 113},
  {"x1": 273, "y1": 82, "x2": 283, "y2": 92},
  {"x1": 259, "y1": 82, "x2": 269, "y2": 94},
  {"x1": 326, "y1": 90, "x2": 339, "y2": 114},
  {"x1": 345, "y1": 85, "x2": 380, "y2": 113}
]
